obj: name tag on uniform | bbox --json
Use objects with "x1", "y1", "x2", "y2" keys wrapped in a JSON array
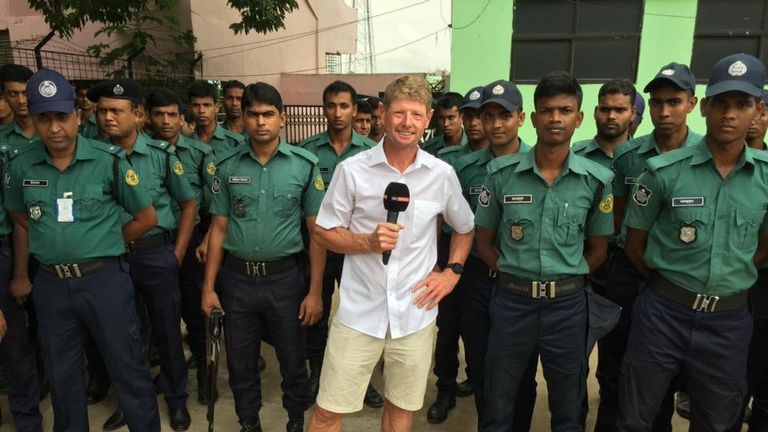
[
  {"x1": 672, "y1": 197, "x2": 705, "y2": 207},
  {"x1": 469, "y1": 187, "x2": 483, "y2": 195},
  {"x1": 319, "y1": 167, "x2": 330, "y2": 173},
  {"x1": 23, "y1": 179, "x2": 48, "y2": 187},
  {"x1": 57, "y1": 198, "x2": 74, "y2": 222},
  {"x1": 624, "y1": 177, "x2": 638, "y2": 185},
  {"x1": 228, "y1": 176, "x2": 251, "y2": 184},
  {"x1": 504, "y1": 194, "x2": 533, "y2": 204}
]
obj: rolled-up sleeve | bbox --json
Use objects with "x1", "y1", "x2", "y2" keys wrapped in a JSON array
[
  {"x1": 442, "y1": 169, "x2": 475, "y2": 234},
  {"x1": 316, "y1": 160, "x2": 355, "y2": 230}
]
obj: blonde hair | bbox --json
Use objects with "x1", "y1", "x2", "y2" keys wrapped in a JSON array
[{"x1": 383, "y1": 75, "x2": 432, "y2": 114}]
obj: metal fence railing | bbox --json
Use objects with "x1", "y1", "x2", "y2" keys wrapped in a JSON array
[{"x1": 284, "y1": 105, "x2": 325, "y2": 144}]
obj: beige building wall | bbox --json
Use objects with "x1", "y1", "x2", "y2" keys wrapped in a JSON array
[{"x1": 279, "y1": 72, "x2": 422, "y2": 105}]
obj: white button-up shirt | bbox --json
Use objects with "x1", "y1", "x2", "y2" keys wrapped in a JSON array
[{"x1": 316, "y1": 143, "x2": 475, "y2": 339}]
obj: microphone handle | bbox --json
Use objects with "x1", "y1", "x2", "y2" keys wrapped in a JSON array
[{"x1": 382, "y1": 210, "x2": 399, "y2": 265}]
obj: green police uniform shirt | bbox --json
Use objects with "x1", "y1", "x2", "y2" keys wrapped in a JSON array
[
  {"x1": 437, "y1": 138, "x2": 472, "y2": 167},
  {"x1": 572, "y1": 138, "x2": 615, "y2": 169},
  {"x1": 192, "y1": 124, "x2": 244, "y2": 155},
  {"x1": 0, "y1": 144, "x2": 17, "y2": 237},
  {"x1": 474, "y1": 149, "x2": 615, "y2": 280},
  {"x1": 210, "y1": 141, "x2": 325, "y2": 262},
  {"x1": 298, "y1": 130, "x2": 375, "y2": 184},
  {"x1": 174, "y1": 134, "x2": 215, "y2": 213},
  {"x1": 613, "y1": 128, "x2": 702, "y2": 248},
  {"x1": 120, "y1": 133, "x2": 195, "y2": 237},
  {"x1": 0, "y1": 123, "x2": 38, "y2": 152},
  {"x1": 79, "y1": 113, "x2": 100, "y2": 140},
  {"x1": 0, "y1": 122, "x2": 13, "y2": 137},
  {"x1": 220, "y1": 122, "x2": 248, "y2": 141},
  {"x1": 624, "y1": 140, "x2": 768, "y2": 297},
  {"x1": 422, "y1": 130, "x2": 467, "y2": 156},
  {"x1": 4, "y1": 136, "x2": 152, "y2": 264}
]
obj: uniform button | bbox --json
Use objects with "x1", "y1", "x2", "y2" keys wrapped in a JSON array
[
  {"x1": 542, "y1": 250, "x2": 548, "y2": 255},
  {"x1": 263, "y1": 167, "x2": 267, "y2": 171},
  {"x1": 261, "y1": 189, "x2": 266, "y2": 194},
  {"x1": 544, "y1": 218, "x2": 550, "y2": 223}
]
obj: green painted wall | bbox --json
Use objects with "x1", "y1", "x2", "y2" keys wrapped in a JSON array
[{"x1": 450, "y1": 0, "x2": 705, "y2": 143}]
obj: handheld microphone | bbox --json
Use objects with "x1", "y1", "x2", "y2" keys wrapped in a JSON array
[{"x1": 382, "y1": 182, "x2": 410, "y2": 265}]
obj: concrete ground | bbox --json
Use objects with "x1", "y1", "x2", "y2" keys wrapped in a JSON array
[{"x1": 0, "y1": 288, "x2": 738, "y2": 431}]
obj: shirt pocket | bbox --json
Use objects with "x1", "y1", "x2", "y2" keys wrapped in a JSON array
[
  {"x1": 273, "y1": 186, "x2": 303, "y2": 218},
  {"x1": 670, "y1": 207, "x2": 711, "y2": 246},
  {"x1": 412, "y1": 200, "x2": 442, "y2": 234},
  {"x1": 231, "y1": 188, "x2": 260, "y2": 219},
  {"x1": 557, "y1": 205, "x2": 589, "y2": 245},
  {"x1": 504, "y1": 207, "x2": 538, "y2": 245},
  {"x1": 75, "y1": 186, "x2": 104, "y2": 222},
  {"x1": 733, "y1": 207, "x2": 765, "y2": 250},
  {"x1": 23, "y1": 187, "x2": 51, "y2": 223}
]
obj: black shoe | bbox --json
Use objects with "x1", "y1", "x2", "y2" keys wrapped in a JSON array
[
  {"x1": 427, "y1": 392, "x2": 456, "y2": 424},
  {"x1": 363, "y1": 383, "x2": 384, "y2": 408},
  {"x1": 675, "y1": 392, "x2": 690, "y2": 420},
  {"x1": 240, "y1": 416, "x2": 263, "y2": 432},
  {"x1": 308, "y1": 358, "x2": 322, "y2": 403},
  {"x1": 86, "y1": 375, "x2": 109, "y2": 405},
  {"x1": 259, "y1": 356, "x2": 266, "y2": 372},
  {"x1": 456, "y1": 378, "x2": 473, "y2": 397},
  {"x1": 287, "y1": 414, "x2": 304, "y2": 432},
  {"x1": 103, "y1": 409, "x2": 126, "y2": 431},
  {"x1": 169, "y1": 406, "x2": 191, "y2": 431},
  {"x1": 197, "y1": 367, "x2": 218, "y2": 405}
]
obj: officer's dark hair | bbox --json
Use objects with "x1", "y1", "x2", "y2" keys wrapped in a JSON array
[
  {"x1": 74, "y1": 82, "x2": 91, "y2": 92},
  {"x1": 0, "y1": 64, "x2": 34, "y2": 91},
  {"x1": 146, "y1": 88, "x2": 182, "y2": 113},
  {"x1": 242, "y1": 82, "x2": 283, "y2": 113},
  {"x1": 534, "y1": 71, "x2": 583, "y2": 110},
  {"x1": 180, "y1": 104, "x2": 193, "y2": 122},
  {"x1": 357, "y1": 99, "x2": 372, "y2": 114},
  {"x1": 322, "y1": 80, "x2": 358, "y2": 105},
  {"x1": 368, "y1": 96, "x2": 382, "y2": 111},
  {"x1": 598, "y1": 79, "x2": 636, "y2": 104},
  {"x1": 187, "y1": 80, "x2": 218, "y2": 103},
  {"x1": 437, "y1": 92, "x2": 464, "y2": 111},
  {"x1": 223, "y1": 80, "x2": 245, "y2": 92}
]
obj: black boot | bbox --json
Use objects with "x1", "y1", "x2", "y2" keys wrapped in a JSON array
[
  {"x1": 286, "y1": 412, "x2": 304, "y2": 432},
  {"x1": 240, "y1": 415, "x2": 263, "y2": 432},
  {"x1": 427, "y1": 391, "x2": 456, "y2": 424},
  {"x1": 103, "y1": 409, "x2": 126, "y2": 431},
  {"x1": 363, "y1": 382, "x2": 384, "y2": 408},
  {"x1": 308, "y1": 358, "x2": 322, "y2": 403}
]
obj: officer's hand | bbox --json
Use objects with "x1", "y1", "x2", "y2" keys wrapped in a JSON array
[
  {"x1": 0, "y1": 310, "x2": 6, "y2": 340},
  {"x1": 368, "y1": 222, "x2": 403, "y2": 253},
  {"x1": 299, "y1": 293, "x2": 323, "y2": 326},
  {"x1": 411, "y1": 269, "x2": 461, "y2": 310},
  {"x1": 173, "y1": 247, "x2": 185, "y2": 268},
  {"x1": 10, "y1": 276, "x2": 32, "y2": 305},
  {"x1": 201, "y1": 289, "x2": 223, "y2": 317},
  {"x1": 196, "y1": 240, "x2": 208, "y2": 264}
]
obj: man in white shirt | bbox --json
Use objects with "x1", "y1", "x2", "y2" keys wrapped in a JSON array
[{"x1": 307, "y1": 76, "x2": 475, "y2": 432}]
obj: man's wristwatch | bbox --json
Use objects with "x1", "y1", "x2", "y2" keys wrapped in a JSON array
[{"x1": 445, "y1": 262, "x2": 464, "y2": 275}]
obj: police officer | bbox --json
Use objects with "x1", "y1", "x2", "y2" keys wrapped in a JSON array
[
  {"x1": 475, "y1": 72, "x2": 614, "y2": 431},
  {"x1": 448, "y1": 81, "x2": 538, "y2": 430},
  {"x1": 746, "y1": 92, "x2": 768, "y2": 150},
  {"x1": 351, "y1": 98, "x2": 372, "y2": 138},
  {"x1": 89, "y1": 78, "x2": 196, "y2": 431},
  {"x1": 0, "y1": 64, "x2": 36, "y2": 150},
  {"x1": 629, "y1": 93, "x2": 646, "y2": 138},
  {"x1": 75, "y1": 82, "x2": 99, "y2": 140},
  {"x1": 202, "y1": 82, "x2": 323, "y2": 432},
  {"x1": 0, "y1": 143, "x2": 42, "y2": 431},
  {"x1": 299, "y1": 80, "x2": 377, "y2": 405},
  {"x1": 617, "y1": 53, "x2": 768, "y2": 432},
  {"x1": 422, "y1": 92, "x2": 466, "y2": 156},
  {"x1": 4, "y1": 68, "x2": 160, "y2": 432},
  {"x1": 0, "y1": 94, "x2": 13, "y2": 135},
  {"x1": 146, "y1": 88, "x2": 216, "y2": 404},
  {"x1": 188, "y1": 81, "x2": 245, "y2": 154},
  {"x1": 221, "y1": 80, "x2": 246, "y2": 138},
  {"x1": 367, "y1": 96, "x2": 385, "y2": 144},
  {"x1": 597, "y1": 63, "x2": 702, "y2": 432}
]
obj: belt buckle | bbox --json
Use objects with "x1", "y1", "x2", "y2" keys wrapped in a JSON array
[
  {"x1": 246, "y1": 261, "x2": 267, "y2": 277},
  {"x1": 125, "y1": 241, "x2": 136, "y2": 254},
  {"x1": 532, "y1": 281, "x2": 556, "y2": 299},
  {"x1": 55, "y1": 264, "x2": 82, "y2": 279},
  {"x1": 488, "y1": 269, "x2": 497, "y2": 279},
  {"x1": 693, "y1": 293, "x2": 720, "y2": 312}
]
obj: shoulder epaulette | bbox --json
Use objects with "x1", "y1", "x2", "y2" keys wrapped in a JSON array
[
  {"x1": 360, "y1": 136, "x2": 377, "y2": 148},
  {"x1": 613, "y1": 136, "x2": 646, "y2": 160},
  {"x1": 214, "y1": 145, "x2": 244, "y2": 165},
  {"x1": 487, "y1": 152, "x2": 525, "y2": 175},
  {"x1": 750, "y1": 147, "x2": 768, "y2": 163},
  {"x1": 298, "y1": 132, "x2": 325, "y2": 149},
  {"x1": 288, "y1": 145, "x2": 320, "y2": 165},
  {"x1": 90, "y1": 141, "x2": 127, "y2": 159},
  {"x1": 422, "y1": 135, "x2": 441, "y2": 147},
  {"x1": 187, "y1": 138, "x2": 213, "y2": 156},
  {"x1": 645, "y1": 146, "x2": 696, "y2": 173},
  {"x1": 148, "y1": 139, "x2": 177, "y2": 154},
  {"x1": 437, "y1": 145, "x2": 464, "y2": 157},
  {"x1": 571, "y1": 139, "x2": 591, "y2": 153},
  {"x1": 222, "y1": 128, "x2": 245, "y2": 144},
  {"x1": 7, "y1": 142, "x2": 41, "y2": 160},
  {"x1": 453, "y1": 151, "x2": 482, "y2": 173},
  {"x1": 579, "y1": 156, "x2": 614, "y2": 185}
]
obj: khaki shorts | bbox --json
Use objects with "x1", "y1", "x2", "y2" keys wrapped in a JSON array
[{"x1": 315, "y1": 318, "x2": 436, "y2": 413}]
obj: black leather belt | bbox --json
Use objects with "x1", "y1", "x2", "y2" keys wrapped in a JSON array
[
  {"x1": 497, "y1": 272, "x2": 584, "y2": 299},
  {"x1": 40, "y1": 257, "x2": 118, "y2": 279},
  {"x1": 125, "y1": 232, "x2": 170, "y2": 254},
  {"x1": 465, "y1": 255, "x2": 497, "y2": 279},
  {"x1": 650, "y1": 273, "x2": 748, "y2": 313},
  {"x1": 224, "y1": 254, "x2": 297, "y2": 278}
]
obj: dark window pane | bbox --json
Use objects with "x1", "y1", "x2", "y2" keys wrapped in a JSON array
[
  {"x1": 514, "y1": 0, "x2": 575, "y2": 35},
  {"x1": 511, "y1": 40, "x2": 571, "y2": 81},
  {"x1": 577, "y1": 0, "x2": 643, "y2": 34},
  {"x1": 695, "y1": 0, "x2": 765, "y2": 33},
  {"x1": 691, "y1": 37, "x2": 760, "y2": 80},
  {"x1": 573, "y1": 38, "x2": 638, "y2": 80}
]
